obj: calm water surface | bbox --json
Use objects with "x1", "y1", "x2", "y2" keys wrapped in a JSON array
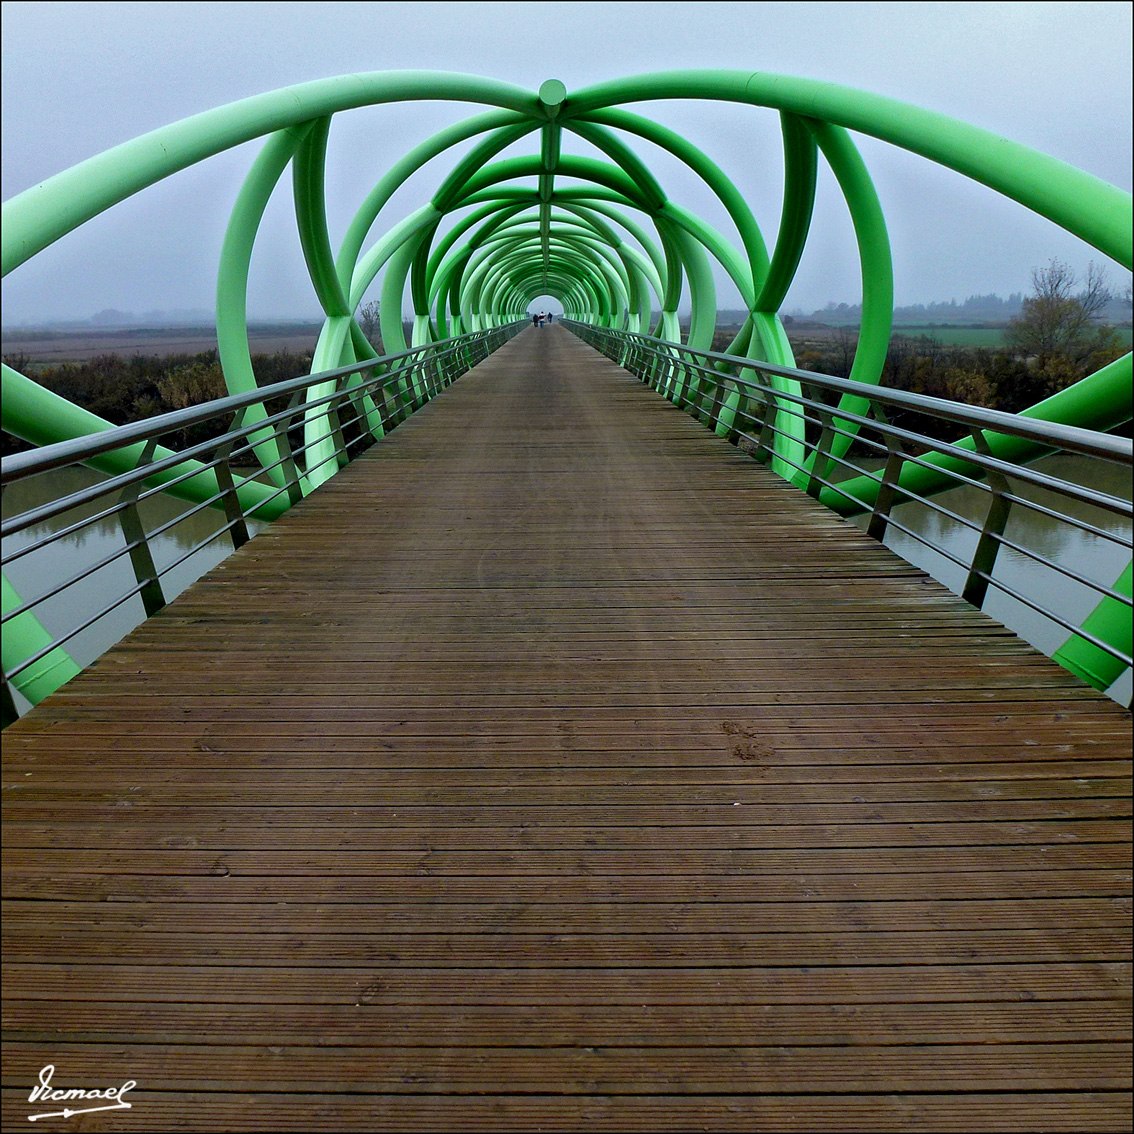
[
  {"x1": 842, "y1": 452, "x2": 1131, "y2": 704},
  {"x1": 3, "y1": 466, "x2": 266, "y2": 713}
]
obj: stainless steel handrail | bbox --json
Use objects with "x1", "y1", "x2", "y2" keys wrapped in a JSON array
[
  {"x1": 565, "y1": 320, "x2": 1132, "y2": 701},
  {"x1": 1, "y1": 321, "x2": 525, "y2": 720}
]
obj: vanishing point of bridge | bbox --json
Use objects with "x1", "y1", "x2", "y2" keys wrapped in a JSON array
[{"x1": 2, "y1": 71, "x2": 1131, "y2": 1130}]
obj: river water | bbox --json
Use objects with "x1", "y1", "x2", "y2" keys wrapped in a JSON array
[
  {"x1": 843, "y1": 452, "x2": 1131, "y2": 704},
  {"x1": 3, "y1": 454, "x2": 1131, "y2": 712},
  {"x1": 3, "y1": 466, "x2": 266, "y2": 713}
]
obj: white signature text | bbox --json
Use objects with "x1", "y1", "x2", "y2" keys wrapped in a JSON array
[{"x1": 28, "y1": 1064, "x2": 136, "y2": 1121}]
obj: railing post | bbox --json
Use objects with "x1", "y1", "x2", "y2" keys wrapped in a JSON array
[
  {"x1": 341, "y1": 370, "x2": 379, "y2": 450},
  {"x1": 675, "y1": 355, "x2": 692, "y2": 408},
  {"x1": 867, "y1": 431, "x2": 907, "y2": 542},
  {"x1": 118, "y1": 439, "x2": 167, "y2": 617},
  {"x1": 707, "y1": 366, "x2": 731, "y2": 435},
  {"x1": 310, "y1": 375, "x2": 352, "y2": 471},
  {"x1": 391, "y1": 363, "x2": 415, "y2": 425},
  {"x1": 962, "y1": 428, "x2": 1013, "y2": 608},
  {"x1": 753, "y1": 389, "x2": 778, "y2": 463},
  {"x1": 802, "y1": 381, "x2": 837, "y2": 499},
  {"x1": 1, "y1": 668, "x2": 19, "y2": 730},
  {"x1": 212, "y1": 407, "x2": 251, "y2": 549},
  {"x1": 275, "y1": 390, "x2": 307, "y2": 505},
  {"x1": 724, "y1": 369, "x2": 755, "y2": 448},
  {"x1": 423, "y1": 348, "x2": 442, "y2": 400}
]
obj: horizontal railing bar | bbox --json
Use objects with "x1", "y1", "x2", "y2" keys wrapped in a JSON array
[
  {"x1": 682, "y1": 368, "x2": 1132, "y2": 520},
  {"x1": 1, "y1": 337, "x2": 504, "y2": 537},
  {"x1": 624, "y1": 352, "x2": 1133, "y2": 525},
  {"x1": 719, "y1": 377, "x2": 1131, "y2": 513},
  {"x1": 147, "y1": 516, "x2": 249, "y2": 584},
  {"x1": 975, "y1": 571, "x2": 1134, "y2": 666},
  {"x1": 721, "y1": 406, "x2": 1131, "y2": 607},
  {"x1": 982, "y1": 528, "x2": 1134, "y2": 604},
  {"x1": 2, "y1": 494, "x2": 141, "y2": 566},
  {"x1": 574, "y1": 321, "x2": 1133, "y2": 692},
  {"x1": 996, "y1": 492, "x2": 1133, "y2": 546},
  {"x1": 4, "y1": 582, "x2": 149, "y2": 680},
  {"x1": 1, "y1": 536, "x2": 148, "y2": 624},
  {"x1": 571, "y1": 322, "x2": 1132, "y2": 463},
  {"x1": 1, "y1": 325, "x2": 520, "y2": 484}
]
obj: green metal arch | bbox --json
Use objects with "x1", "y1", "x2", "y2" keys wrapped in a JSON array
[{"x1": 3, "y1": 68, "x2": 1131, "y2": 704}]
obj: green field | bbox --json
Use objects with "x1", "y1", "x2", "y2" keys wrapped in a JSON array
[{"x1": 891, "y1": 324, "x2": 1133, "y2": 348}]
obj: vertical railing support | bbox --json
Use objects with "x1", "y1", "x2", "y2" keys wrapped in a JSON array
[
  {"x1": 212, "y1": 407, "x2": 251, "y2": 550},
  {"x1": 962, "y1": 428, "x2": 1013, "y2": 608},
  {"x1": 275, "y1": 390, "x2": 307, "y2": 505},
  {"x1": 753, "y1": 389, "x2": 778, "y2": 464},
  {"x1": 802, "y1": 382, "x2": 837, "y2": 499},
  {"x1": 867, "y1": 428, "x2": 906, "y2": 542},
  {"x1": 118, "y1": 439, "x2": 167, "y2": 617}
]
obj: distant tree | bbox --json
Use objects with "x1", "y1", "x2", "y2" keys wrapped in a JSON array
[
  {"x1": 157, "y1": 360, "x2": 227, "y2": 410},
  {"x1": 357, "y1": 300, "x2": 383, "y2": 354},
  {"x1": 1005, "y1": 260, "x2": 1119, "y2": 378},
  {"x1": 830, "y1": 325, "x2": 858, "y2": 377},
  {"x1": 2, "y1": 352, "x2": 32, "y2": 374},
  {"x1": 942, "y1": 366, "x2": 994, "y2": 408}
]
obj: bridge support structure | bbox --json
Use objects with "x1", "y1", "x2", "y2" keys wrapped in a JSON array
[{"x1": 2, "y1": 69, "x2": 1131, "y2": 706}]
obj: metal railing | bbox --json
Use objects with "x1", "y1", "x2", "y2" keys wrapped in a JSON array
[
  {"x1": 1, "y1": 322, "x2": 525, "y2": 722},
  {"x1": 566, "y1": 320, "x2": 1132, "y2": 705}
]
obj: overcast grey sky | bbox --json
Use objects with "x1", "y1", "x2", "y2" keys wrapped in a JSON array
[{"x1": 2, "y1": 0, "x2": 1131, "y2": 324}]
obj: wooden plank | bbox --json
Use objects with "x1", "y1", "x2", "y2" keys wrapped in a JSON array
[
  {"x1": 3, "y1": 1091, "x2": 1132, "y2": 1133},
  {"x1": 2, "y1": 325, "x2": 1130, "y2": 1132},
  {"x1": 3, "y1": 1039, "x2": 1131, "y2": 1092}
]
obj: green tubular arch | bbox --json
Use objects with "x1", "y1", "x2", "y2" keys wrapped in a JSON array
[
  {"x1": 480, "y1": 236, "x2": 625, "y2": 324},
  {"x1": 5, "y1": 69, "x2": 1131, "y2": 705},
  {"x1": 579, "y1": 108, "x2": 773, "y2": 288},
  {"x1": 216, "y1": 124, "x2": 314, "y2": 486},
  {"x1": 555, "y1": 200, "x2": 667, "y2": 306},
  {"x1": 334, "y1": 109, "x2": 527, "y2": 293},
  {"x1": 799, "y1": 118, "x2": 893, "y2": 484},
  {"x1": 758, "y1": 113, "x2": 818, "y2": 314},
  {"x1": 2, "y1": 72, "x2": 545, "y2": 276},
  {"x1": 563, "y1": 70, "x2": 1131, "y2": 269}
]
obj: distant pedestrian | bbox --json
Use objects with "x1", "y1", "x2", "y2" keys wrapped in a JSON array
[{"x1": 532, "y1": 313, "x2": 540, "y2": 327}]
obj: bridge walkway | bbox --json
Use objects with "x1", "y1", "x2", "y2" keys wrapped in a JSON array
[{"x1": 3, "y1": 324, "x2": 1131, "y2": 1131}]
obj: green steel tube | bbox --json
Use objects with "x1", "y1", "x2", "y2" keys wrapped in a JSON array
[
  {"x1": 5, "y1": 69, "x2": 1131, "y2": 711},
  {"x1": 216, "y1": 125, "x2": 313, "y2": 485},
  {"x1": 802, "y1": 119, "x2": 893, "y2": 481},
  {"x1": 1051, "y1": 562, "x2": 1133, "y2": 693},
  {"x1": 820, "y1": 352, "x2": 1133, "y2": 515},
  {"x1": 2, "y1": 573, "x2": 82, "y2": 710},
  {"x1": 565, "y1": 70, "x2": 1131, "y2": 269}
]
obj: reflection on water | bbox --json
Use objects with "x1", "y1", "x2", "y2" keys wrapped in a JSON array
[
  {"x1": 3, "y1": 454, "x2": 1131, "y2": 713},
  {"x1": 3, "y1": 465, "x2": 265, "y2": 713},
  {"x1": 844, "y1": 453, "x2": 1132, "y2": 704}
]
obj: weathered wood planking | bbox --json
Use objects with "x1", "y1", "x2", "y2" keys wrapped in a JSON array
[{"x1": 3, "y1": 325, "x2": 1131, "y2": 1132}]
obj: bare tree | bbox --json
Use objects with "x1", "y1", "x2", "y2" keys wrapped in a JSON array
[
  {"x1": 1005, "y1": 259, "x2": 1114, "y2": 370},
  {"x1": 357, "y1": 300, "x2": 383, "y2": 354},
  {"x1": 831, "y1": 325, "x2": 858, "y2": 377}
]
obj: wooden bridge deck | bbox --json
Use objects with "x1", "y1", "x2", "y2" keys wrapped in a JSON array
[{"x1": 3, "y1": 325, "x2": 1131, "y2": 1131}]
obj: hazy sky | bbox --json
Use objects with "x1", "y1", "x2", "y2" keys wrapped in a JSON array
[{"x1": 2, "y1": 1, "x2": 1131, "y2": 324}]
